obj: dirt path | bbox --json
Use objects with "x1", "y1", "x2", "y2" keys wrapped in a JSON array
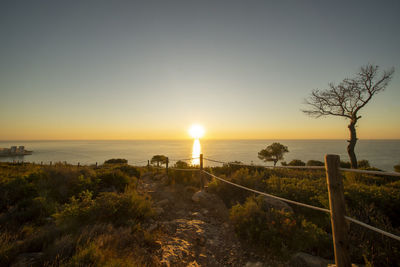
[{"x1": 137, "y1": 172, "x2": 251, "y2": 266}]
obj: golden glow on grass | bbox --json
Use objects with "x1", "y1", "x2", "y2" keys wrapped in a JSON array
[{"x1": 189, "y1": 124, "x2": 205, "y2": 139}]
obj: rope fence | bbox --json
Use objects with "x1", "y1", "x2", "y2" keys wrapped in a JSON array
[
  {"x1": 201, "y1": 169, "x2": 400, "y2": 242},
  {"x1": 3, "y1": 153, "x2": 400, "y2": 265},
  {"x1": 204, "y1": 157, "x2": 400, "y2": 177}
]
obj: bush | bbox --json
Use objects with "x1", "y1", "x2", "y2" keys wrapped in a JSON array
[
  {"x1": 230, "y1": 195, "x2": 332, "y2": 256},
  {"x1": 104, "y1": 159, "x2": 128, "y2": 164},
  {"x1": 358, "y1": 160, "x2": 370, "y2": 169},
  {"x1": 306, "y1": 160, "x2": 324, "y2": 166},
  {"x1": 174, "y1": 160, "x2": 189, "y2": 168},
  {"x1": 34, "y1": 167, "x2": 98, "y2": 204},
  {"x1": 117, "y1": 165, "x2": 141, "y2": 179},
  {"x1": 97, "y1": 170, "x2": 133, "y2": 192},
  {"x1": 287, "y1": 159, "x2": 306, "y2": 166},
  {"x1": 54, "y1": 189, "x2": 153, "y2": 228},
  {"x1": 340, "y1": 161, "x2": 351, "y2": 168}
]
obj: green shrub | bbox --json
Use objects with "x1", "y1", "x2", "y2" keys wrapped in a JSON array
[
  {"x1": 169, "y1": 170, "x2": 200, "y2": 187},
  {"x1": 117, "y1": 165, "x2": 140, "y2": 178},
  {"x1": 340, "y1": 161, "x2": 351, "y2": 168},
  {"x1": 34, "y1": 167, "x2": 98, "y2": 204},
  {"x1": 97, "y1": 170, "x2": 133, "y2": 192},
  {"x1": 358, "y1": 160, "x2": 370, "y2": 169},
  {"x1": 104, "y1": 159, "x2": 128, "y2": 164},
  {"x1": 174, "y1": 160, "x2": 189, "y2": 168},
  {"x1": 306, "y1": 160, "x2": 324, "y2": 166},
  {"x1": 287, "y1": 159, "x2": 306, "y2": 166},
  {"x1": 54, "y1": 190, "x2": 153, "y2": 228},
  {"x1": 230, "y1": 196, "x2": 332, "y2": 256}
]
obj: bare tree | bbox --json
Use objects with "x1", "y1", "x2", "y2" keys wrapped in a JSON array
[{"x1": 303, "y1": 64, "x2": 394, "y2": 169}]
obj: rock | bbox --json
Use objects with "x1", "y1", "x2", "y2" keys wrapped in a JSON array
[
  {"x1": 245, "y1": 261, "x2": 265, "y2": 267},
  {"x1": 201, "y1": 209, "x2": 209, "y2": 215},
  {"x1": 290, "y1": 252, "x2": 332, "y2": 267},
  {"x1": 12, "y1": 252, "x2": 44, "y2": 267},
  {"x1": 191, "y1": 212, "x2": 204, "y2": 220},
  {"x1": 147, "y1": 223, "x2": 158, "y2": 232},
  {"x1": 191, "y1": 191, "x2": 229, "y2": 219},
  {"x1": 157, "y1": 199, "x2": 170, "y2": 206},
  {"x1": 154, "y1": 173, "x2": 166, "y2": 181},
  {"x1": 192, "y1": 190, "x2": 210, "y2": 203},
  {"x1": 154, "y1": 207, "x2": 164, "y2": 216},
  {"x1": 263, "y1": 196, "x2": 294, "y2": 213}
]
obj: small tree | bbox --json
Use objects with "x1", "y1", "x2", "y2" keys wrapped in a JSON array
[
  {"x1": 258, "y1": 143, "x2": 289, "y2": 167},
  {"x1": 174, "y1": 160, "x2": 189, "y2": 168},
  {"x1": 303, "y1": 64, "x2": 394, "y2": 169},
  {"x1": 151, "y1": 155, "x2": 167, "y2": 167}
]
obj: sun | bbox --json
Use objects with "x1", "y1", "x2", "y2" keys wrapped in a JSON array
[{"x1": 189, "y1": 124, "x2": 205, "y2": 139}]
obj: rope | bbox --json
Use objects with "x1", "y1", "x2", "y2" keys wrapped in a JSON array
[
  {"x1": 202, "y1": 170, "x2": 330, "y2": 213},
  {"x1": 202, "y1": 170, "x2": 400, "y2": 242},
  {"x1": 169, "y1": 157, "x2": 199, "y2": 162},
  {"x1": 147, "y1": 166, "x2": 199, "y2": 172},
  {"x1": 204, "y1": 158, "x2": 400, "y2": 177},
  {"x1": 204, "y1": 157, "x2": 325, "y2": 170},
  {"x1": 345, "y1": 216, "x2": 400, "y2": 242}
]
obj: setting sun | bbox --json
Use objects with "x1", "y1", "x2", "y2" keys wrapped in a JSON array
[{"x1": 189, "y1": 124, "x2": 205, "y2": 139}]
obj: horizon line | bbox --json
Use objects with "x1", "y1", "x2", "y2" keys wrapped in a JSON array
[{"x1": 1, "y1": 138, "x2": 400, "y2": 142}]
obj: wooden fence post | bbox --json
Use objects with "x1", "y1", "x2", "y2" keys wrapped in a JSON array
[
  {"x1": 200, "y1": 154, "x2": 204, "y2": 189},
  {"x1": 325, "y1": 154, "x2": 351, "y2": 267}
]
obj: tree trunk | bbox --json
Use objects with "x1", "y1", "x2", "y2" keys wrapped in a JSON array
[
  {"x1": 273, "y1": 159, "x2": 277, "y2": 167},
  {"x1": 347, "y1": 120, "x2": 358, "y2": 169}
]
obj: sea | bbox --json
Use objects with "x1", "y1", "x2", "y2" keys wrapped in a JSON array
[{"x1": 0, "y1": 140, "x2": 399, "y2": 171}]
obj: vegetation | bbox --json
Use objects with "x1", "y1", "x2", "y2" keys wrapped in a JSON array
[
  {"x1": 151, "y1": 155, "x2": 168, "y2": 167},
  {"x1": 174, "y1": 160, "x2": 189, "y2": 168},
  {"x1": 207, "y1": 164, "x2": 400, "y2": 266},
  {"x1": 394, "y1": 163, "x2": 400, "y2": 173},
  {"x1": 281, "y1": 159, "x2": 306, "y2": 166},
  {"x1": 230, "y1": 195, "x2": 331, "y2": 257},
  {"x1": 303, "y1": 64, "x2": 394, "y2": 169},
  {"x1": 104, "y1": 158, "x2": 128, "y2": 164},
  {"x1": 306, "y1": 160, "x2": 324, "y2": 166},
  {"x1": 0, "y1": 162, "x2": 157, "y2": 266},
  {"x1": 258, "y1": 143, "x2": 289, "y2": 167},
  {"x1": 2, "y1": 157, "x2": 399, "y2": 266}
]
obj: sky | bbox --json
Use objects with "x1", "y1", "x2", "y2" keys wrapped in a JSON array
[{"x1": 0, "y1": 0, "x2": 399, "y2": 140}]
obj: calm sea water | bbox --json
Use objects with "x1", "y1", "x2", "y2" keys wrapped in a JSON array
[{"x1": 0, "y1": 140, "x2": 399, "y2": 171}]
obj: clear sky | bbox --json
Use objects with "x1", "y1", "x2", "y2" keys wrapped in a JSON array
[{"x1": 1, "y1": 0, "x2": 399, "y2": 140}]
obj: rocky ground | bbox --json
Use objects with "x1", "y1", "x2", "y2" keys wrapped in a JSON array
[{"x1": 137, "y1": 172, "x2": 287, "y2": 267}]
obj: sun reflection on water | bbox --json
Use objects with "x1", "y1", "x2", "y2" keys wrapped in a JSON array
[{"x1": 191, "y1": 139, "x2": 201, "y2": 165}]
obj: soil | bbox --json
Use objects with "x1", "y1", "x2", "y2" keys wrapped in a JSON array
[{"x1": 137, "y1": 172, "x2": 286, "y2": 267}]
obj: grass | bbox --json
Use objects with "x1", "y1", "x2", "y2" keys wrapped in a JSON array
[
  {"x1": 0, "y1": 162, "x2": 158, "y2": 266},
  {"x1": 207, "y1": 165, "x2": 400, "y2": 266}
]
